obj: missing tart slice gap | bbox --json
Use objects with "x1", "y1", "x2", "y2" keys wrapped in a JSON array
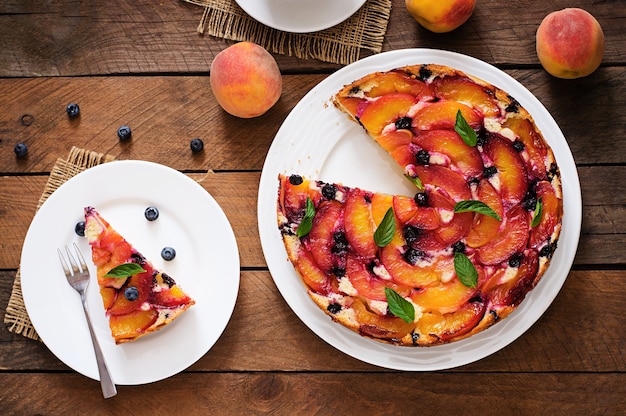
[
  {"x1": 276, "y1": 64, "x2": 563, "y2": 346},
  {"x1": 84, "y1": 206, "x2": 195, "y2": 344}
]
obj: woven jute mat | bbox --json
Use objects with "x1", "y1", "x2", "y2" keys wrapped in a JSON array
[
  {"x1": 4, "y1": 147, "x2": 115, "y2": 341},
  {"x1": 183, "y1": 0, "x2": 392, "y2": 65}
]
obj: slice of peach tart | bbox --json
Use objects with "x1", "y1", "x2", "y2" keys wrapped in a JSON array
[{"x1": 84, "y1": 206, "x2": 194, "y2": 344}]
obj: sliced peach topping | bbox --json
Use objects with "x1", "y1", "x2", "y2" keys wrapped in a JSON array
[
  {"x1": 413, "y1": 165, "x2": 472, "y2": 202},
  {"x1": 109, "y1": 309, "x2": 158, "y2": 341},
  {"x1": 466, "y1": 179, "x2": 504, "y2": 248},
  {"x1": 432, "y1": 76, "x2": 501, "y2": 117},
  {"x1": 359, "y1": 93, "x2": 418, "y2": 136},
  {"x1": 529, "y1": 181, "x2": 562, "y2": 249},
  {"x1": 487, "y1": 249, "x2": 539, "y2": 307},
  {"x1": 295, "y1": 248, "x2": 333, "y2": 295},
  {"x1": 392, "y1": 195, "x2": 440, "y2": 230},
  {"x1": 413, "y1": 100, "x2": 481, "y2": 131},
  {"x1": 416, "y1": 301, "x2": 485, "y2": 342},
  {"x1": 375, "y1": 129, "x2": 414, "y2": 154},
  {"x1": 427, "y1": 190, "x2": 472, "y2": 247},
  {"x1": 391, "y1": 144, "x2": 418, "y2": 169},
  {"x1": 345, "y1": 255, "x2": 409, "y2": 302},
  {"x1": 352, "y1": 298, "x2": 414, "y2": 340},
  {"x1": 307, "y1": 200, "x2": 343, "y2": 273},
  {"x1": 484, "y1": 136, "x2": 529, "y2": 206},
  {"x1": 411, "y1": 273, "x2": 478, "y2": 314},
  {"x1": 476, "y1": 204, "x2": 530, "y2": 265},
  {"x1": 100, "y1": 287, "x2": 117, "y2": 310},
  {"x1": 364, "y1": 70, "x2": 433, "y2": 98},
  {"x1": 334, "y1": 96, "x2": 364, "y2": 118},
  {"x1": 344, "y1": 189, "x2": 377, "y2": 259},
  {"x1": 502, "y1": 117, "x2": 548, "y2": 179},
  {"x1": 278, "y1": 175, "x2": 320, "y2": 220},
  {"x1": 380, "y1": 243, "x2": 439, "y2": 288},
  {"x1": 414, "y1": 129, "x2": 483, "y2": 178}
]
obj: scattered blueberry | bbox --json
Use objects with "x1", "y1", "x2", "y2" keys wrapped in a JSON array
[
  {"x1": 452, "y1": 241, "x2": 466, "y2": 253},
  {"x1": 403, "y1": 247, "x2": 425, "y2": 266},
  {"x1": 66, "y1": 103, "x2": 80, "y2": 118},
  {"x1": 124, "y1": 286, "x2": 139, "y2": 301},
  {"x1": 75, "y1": 221, "x2": 86, "y2": 237},
  {"x1": 403, "y1": 225, "x2": 421, "y2": 244},
  {"x1": 161, "y1": 246, "x2": 176, "y2": 261},
  {"x1": 327, "y1": 303, "x2": 342, "y2": 314},
  {"x1": 144, "y1": 206, "x2": 159, "y2": 221},
  {"x1": 512, "y1": 140, "x2": 525, "y2": 152},
  {"x1": 508, "y1": 252, "x2": 524, "y2": 268},
  {"x1": 190, "y1": 138, "x2": 204, "y2": 153},
  {"x1": 117, "y1": 125, "x2": 132, "y2": 141},
  {"x1": 395, "y1": 116, "x2": 412, "y2": 130},
  {"x1": 14, "y1": 143, "x2": 28, "y2": 158},
  {"x1": 321, "y1": 183, "x2": 337, "y2": 200}
]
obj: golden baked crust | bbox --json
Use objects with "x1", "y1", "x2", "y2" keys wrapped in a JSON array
[{"x1": 278, "y1": 64, "x2": 563, "y2": 346}]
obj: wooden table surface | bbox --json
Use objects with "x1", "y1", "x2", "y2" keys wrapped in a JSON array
[{"x1": 1, "y1": 0, "x2": 625, "y2": 414}]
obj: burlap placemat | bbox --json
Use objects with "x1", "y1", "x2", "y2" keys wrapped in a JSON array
[
  {"x1": 4, "y1": 147, "x2": 115, "y2": 341},
  {"x1": 184, "y1": 0, "x2": 392, "y2": 65}
]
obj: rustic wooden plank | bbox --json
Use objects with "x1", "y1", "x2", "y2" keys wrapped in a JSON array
[
  {"x1": 0, "y1": 372, "x2": 624, "y2": 415},
  {"x1": 1, "y1": 69, "x2": 625, "y2": 173},
  {"x1": 2, "y1": 269, "x2": 624, "y2": 373},
  {"x1": 0, "y1": 1, "x2": 624, "y2": 77},
  {"x1": 1, "y1": 166, "x2": 625, "y2": 269}
]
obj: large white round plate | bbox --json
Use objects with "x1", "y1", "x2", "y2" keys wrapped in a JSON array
[
  {"x1": 21, "y1": 160, "x2": 240, "y2": 385},
  {"x1": 258, "y1": 49, "x2": 582, "y2": 371},
  {"x1": 234, "y1": 0, "x2": 366, "y2": 33}
]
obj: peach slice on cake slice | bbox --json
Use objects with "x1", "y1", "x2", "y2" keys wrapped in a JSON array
[
  {"x1": 529, "y1": 180, "x2": 562, "y2": 249},
  {"x1": 352, "y1": 298, "x2": 414, "y2": 340},
  {"x1": 416, "y1": 300, "x2": 485, "y2": 343},
  {"x1": 278, "y1": 175, "x2": 321, "y2": 220},
  {"x1": 427, "y1": 190, "x2": 473, "y2": 247},
  {"x1": 107, "y1": 272, "x2": 153, "y2": 315},
  {"x1": 432, "y1": 76, "x2": 501, "y2": 117},
  {"x1": 359, "y1": 93, "x2": 418, "y2": 136},
  {"x1": 109, "y1": 309, "x2": 159, "y2": 342},
  {"x1": 151, "y1": 280, "x2": 195, "y2": 308},
  {"x1": 307, "y1": 200, "x2": 343, "y2": 273},
  {"x1": 344, "y1": 189, "x2": 377, "y2": 259},
  {"x1": 412, "y1": 100, "x2": 481, "y2": 131},
  {"x1": 484, "y1": 136, "x2": 529, "y2": 206},
  {"x1": 466, "y1": 179, "x2": 505, "y2": 248},
  {"x1": 476, "y1": 204, "x2": 530, "y2": 265},
  {"x1": 414, "y1": 129, "x2": 483, "y2": 178}
]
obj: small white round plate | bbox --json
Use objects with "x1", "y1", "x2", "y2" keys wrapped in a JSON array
[
  {"x1": 234, "y1": 0, "x2": 367, "y2": 33},
  {"x1": 257, "y1": 49, "x2": 582, "y2": 371},
  {"x1": 21, "y1": 160, "x2": 240, "y2": 385}
]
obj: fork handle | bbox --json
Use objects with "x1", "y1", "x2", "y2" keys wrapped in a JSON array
[{"x1": 81, "y1": 296, "x2": 117, "y2": 399}]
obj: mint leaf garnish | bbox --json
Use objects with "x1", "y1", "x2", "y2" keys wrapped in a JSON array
[
  {"x1": 296, "y1": 197, "x2": 315, "y2": 238},
  {"x1": 105, "y1": 263, "x2": 146, "y2": 278},
  {"x1": 531, "y1": 197, "x2": 543, "y2": 227},
  {"x1": 454, "y1": 200, "x2": 501, "y2": 221},
  {"x1": 385, "y1": 287, "x2": 415, "y2": 323},
  {"x1": 374, "y1": 207, "x2": 396, "y2": 248},
  {"x1": 454, "y1": 110, "x2": 478, "y2": 147},
  {"x1": 404, "y1": 174, "x2": 424, "y2": 190},
  {"x1": 454, "y1": 252, "x2": 478, "y2": 288}
]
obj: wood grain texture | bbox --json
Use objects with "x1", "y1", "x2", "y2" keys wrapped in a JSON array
[
  {"x1": 2, "y1": 269, "x2": 624, "y2": 373},
  {"x1": 1, "y1": 68, "x2": 625, "y2": 173},
  {"x1": 1, "y1": 372, "x2": 624, "y2": 415},
  {"x1": 0, "y1": 0, "x2": 624, "y2": 77}
]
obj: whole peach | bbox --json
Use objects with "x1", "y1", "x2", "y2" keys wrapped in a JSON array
[
  {"x1": 210, "y1": 42, "x2": 282, "y2": 118},
  {"x1": 536, "y1": 8, "x2": 604, "y2": 79},
  {"x1": 405, "y1": 0, "x2": 476, "y2": 33}
]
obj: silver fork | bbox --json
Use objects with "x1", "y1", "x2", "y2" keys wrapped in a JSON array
[{"x1": 58, "y1": 243, "x2": 117, "y2": 399}]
